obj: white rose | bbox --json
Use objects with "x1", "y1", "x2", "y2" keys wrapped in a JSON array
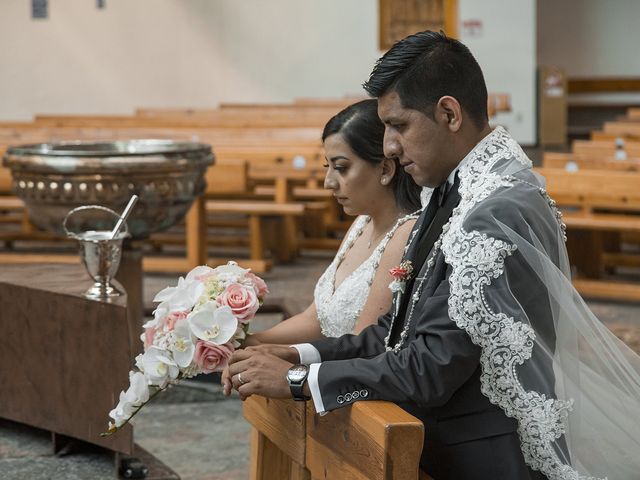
[{"x1": 389, "y1": 280, "x2": 406, "y2": 293}]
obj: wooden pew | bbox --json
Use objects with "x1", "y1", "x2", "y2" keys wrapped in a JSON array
[
  {"x1": 243, "y1": 396, "x2": 427, "y2": 480},
  {"x1": 571, "y1": 139, "x2": 640, "y2": 158},
  {"x1": 627, "y1": 108, "x2": 640, "y2": 120},
  {"x1": 535, "y1": 167, "x2": 640, "y2": 301},
  {"x1": 148, "y1": 159, "x2": 311, "y2": 272},
  {"x1": 542, "y1": 152, "x2": 640, "y2": 172},
  {"x1": 599, "y1": 121, "x2": 640, "y2": 140}
]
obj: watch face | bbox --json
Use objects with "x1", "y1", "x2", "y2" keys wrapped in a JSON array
[{"x1": 288, "y1": 364, "x2": 308, "y2": 383}]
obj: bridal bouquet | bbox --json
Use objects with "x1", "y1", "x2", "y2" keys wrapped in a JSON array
[{"x1": 102, "y1": 262, "x2": 268, "y2": 436}]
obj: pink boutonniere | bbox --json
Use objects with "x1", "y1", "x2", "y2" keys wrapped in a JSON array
[{"x1": 388, "y1": 260, "x2": 414, "y2": 293}]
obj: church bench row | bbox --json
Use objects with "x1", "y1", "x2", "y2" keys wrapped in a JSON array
[
  {"x1": 590, "y1": 121, "x2": 640, "y2": 141},
  {"x1": 0, "y1": 159, "x2": 333, "y2": 274},
  {"x1": 0, "y1": 124, "x2": 324, "y2": 146},
  {"x1": 571, "y1": 139, "x2": 640, "y2": 158},
  {"x1": 0, "y1": 138, "x2": 328, "y2": 241},
  {"x1": 542, "y1": 152, "x2": 640, "y2": 171},
  {"x1": 244, "y1": 396, "x2": 427, "y2": 480},
  {"x1": 35, "y1": 112, "x2": 332, "y2": 129},
  {"x1": 145, "y1": 157, "x2": 337, "y2": 272},
  {"x1": 139, "y1": 92, "x2": 510, "y2": 120},
  {"x1": 624, "y1": 107, "x2": 640, "y2": 120},
  {"x1": 536, "y1": 167, "x2": 640, "y2": 301}
]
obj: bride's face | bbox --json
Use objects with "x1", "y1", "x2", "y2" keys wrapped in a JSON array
[{"x1": 323, "y1": 133, "x2": 391, "y2": 217}]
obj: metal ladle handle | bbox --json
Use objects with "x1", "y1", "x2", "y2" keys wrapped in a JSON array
[
  {"x1": 110, "y1": 195, "x2": 138, "y2": 240},
  {"x1": 62, "y1": 205, "x2": 129, "y2": 239}
]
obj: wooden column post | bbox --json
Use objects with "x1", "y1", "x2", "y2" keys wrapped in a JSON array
[{"x1": 185, "y1": 196, "x2": 207, "y2": 269}]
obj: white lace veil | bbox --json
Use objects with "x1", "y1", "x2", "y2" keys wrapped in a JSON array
[{"x1": 440, "y1": 127, "x2": 640, "y2": 480}]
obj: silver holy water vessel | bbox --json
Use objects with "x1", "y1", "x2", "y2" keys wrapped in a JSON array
[{"x1": 63, "y1": 205, "x2": 129, "y2": 300}]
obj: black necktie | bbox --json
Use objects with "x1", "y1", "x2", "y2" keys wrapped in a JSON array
[{"x1": 437, "y1": 176, "x2": 455, "y2": 207}]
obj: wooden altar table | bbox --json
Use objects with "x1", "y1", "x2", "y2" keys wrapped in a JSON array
[{"x1": 0, "y1": 263, "x2": 135, "y2": 455}]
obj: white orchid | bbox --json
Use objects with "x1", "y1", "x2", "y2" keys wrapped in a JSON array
[
  {"x1": 108, "y1": 392, "x2": 135, "y2": 428},
  {"x1": 108, "y1": 371, "x2": 150, "y2": 427},
  {"x1": 185, "y1": 265, "x2": 215, "y2": 282},
  {"x1": 211, "y1": 261, "x2": 249, "y2": 284},
  {"x1": 169, "y1": 321, "x2": 196, "y2": 368},
  {"x1": 143, "y1": 302, "x2": 170, "y2": 329},
  {"x1": 188, "y1": 304, "x2": 237, "y2": 344},
  {"x1": 134, "y1": 353, "x2": 145, "y2": 372},
  {"x1": 125, "y1": 371, "x2": 150, "y2": 404},
  {"x1": 140, "y1": 347, "x2": 179, "y2": 387},
  {"x1": 153, "y1": 276, "x2": 205, "y2": 312}
]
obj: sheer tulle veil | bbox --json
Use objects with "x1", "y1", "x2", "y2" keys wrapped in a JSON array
[
  {"x1": 435, "y1": 126, "x2": 640, "y2": 479},
  {"x1": 498, "y1": 219, "x2": 640, "y2": 479}
]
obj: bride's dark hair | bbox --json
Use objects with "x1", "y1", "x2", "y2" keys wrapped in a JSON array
[{"x1": 322, "y1": 99, "x2": 422, "y2": 214}]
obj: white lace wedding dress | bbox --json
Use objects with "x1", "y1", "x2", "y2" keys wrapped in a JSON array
[{"x1": 313, "y1": 214, "x2": 416, "y2": 337}]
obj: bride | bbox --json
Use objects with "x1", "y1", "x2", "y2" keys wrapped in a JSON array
[{"x1": 244, "y1": 99, "x2": 422, "y2": 345}]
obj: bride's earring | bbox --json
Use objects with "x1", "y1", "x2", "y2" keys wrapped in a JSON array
[{"x1": 381, "y1": 177, "x2": 389, "y2": 185}]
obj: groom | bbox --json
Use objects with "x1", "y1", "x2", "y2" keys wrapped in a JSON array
[{"x1": 225, "y1": 31, "x2": 558, "y2": 480}]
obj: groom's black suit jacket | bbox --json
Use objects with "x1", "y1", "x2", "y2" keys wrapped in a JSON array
[{"x1": 309, "y1": 182, "x2": 549, "y2": 480}]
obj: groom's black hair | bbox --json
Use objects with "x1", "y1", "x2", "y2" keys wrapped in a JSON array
[
  {"x1": 363, "y1": 30, "x2": 488, "y2": 130},
  {"x1": 322, "y1": 99, "x2": 422, "y2": 214}
]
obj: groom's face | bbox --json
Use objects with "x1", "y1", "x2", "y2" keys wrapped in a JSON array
[{"x1": 378, "y1": 90, "x2": 454, "y2": 188}]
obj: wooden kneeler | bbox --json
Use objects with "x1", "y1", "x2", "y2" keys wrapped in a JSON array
[{"x1": 243, "y1": 396, "x2": 429, "y2": 480}]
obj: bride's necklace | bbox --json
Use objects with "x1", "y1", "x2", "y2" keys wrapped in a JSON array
[
  {"x1": 367, "y1": 228, "x2": 389, "y2": 249},
  {"x1": 366, "y1": 217, "x2": 402, "y2": 249}
]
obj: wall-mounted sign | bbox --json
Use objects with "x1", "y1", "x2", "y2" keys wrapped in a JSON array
[
  {"x1": 461, "y1": 19, "x2": 483, "y2": 37},
  {"x1": 544, "y1": 68, "x2": 565, "y2": 98},
  {"x1": 32, "y1": 0, "x2": 48, "y2": 19},
  {"x1": 379, "y1": 0, "x2": 458, "y2": 51}
]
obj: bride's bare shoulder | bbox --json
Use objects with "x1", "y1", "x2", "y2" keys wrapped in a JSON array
[{"x1": 378, "y1": 217, "x2": 416, "y2": 268}]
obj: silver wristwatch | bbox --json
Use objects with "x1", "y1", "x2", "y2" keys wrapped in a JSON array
[{"x1": 286, "y1": 364, "x2": 310, "y2": 401}]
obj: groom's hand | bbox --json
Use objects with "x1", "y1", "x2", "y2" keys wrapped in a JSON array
[
  {"x1": 227, "y1": 349, "x2": 295, "y2": 400},
  {"x1": 223, "y1": 346, "x2": 300, "y2": 396}
]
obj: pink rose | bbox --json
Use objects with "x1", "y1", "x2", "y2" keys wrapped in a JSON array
[
  {"x1": 246, "y1": 272, "x2": 269, "y2": 297},
  {"x1": 143, "y1": 326, "x2": 157, "y2": 350},
  {"x1": 193, "y1": 341, "x2": 234, "y2": 373},
  {"x1": 162, "y1": 310, "x2": 188, "y2": 331},
  {"x1": 217, "y1": 283, "x2": 259, "y2": 322}
]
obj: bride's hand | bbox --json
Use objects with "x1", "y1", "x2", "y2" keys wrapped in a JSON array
[
  {"x1": 241, "y1": 334, "x2": 261, "y2": 348},
  {"x1": 222, "y1": 364, "x2": 233, "y2": 396},
  {"x1": 244, "y1": 345, "x2": 300, "y2": 363}
]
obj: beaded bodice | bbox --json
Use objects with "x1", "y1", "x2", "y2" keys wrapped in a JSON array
[{"x1": 314, "y1": 214, "x2": 415, "y2": 337}]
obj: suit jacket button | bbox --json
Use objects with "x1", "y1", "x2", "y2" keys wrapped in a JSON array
[
  {"x1": 353, "y1": 391, "x2": 360, "y2": 399},
  {"x1": 345, "y1": 393, "x2": 352, "y2": 402},
  {"x1": 337, "y1": 395, "x2": 344, "y2": 404},
  {"x1": 360, "y1": 390, "x2": 368, "y2": 397}
]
